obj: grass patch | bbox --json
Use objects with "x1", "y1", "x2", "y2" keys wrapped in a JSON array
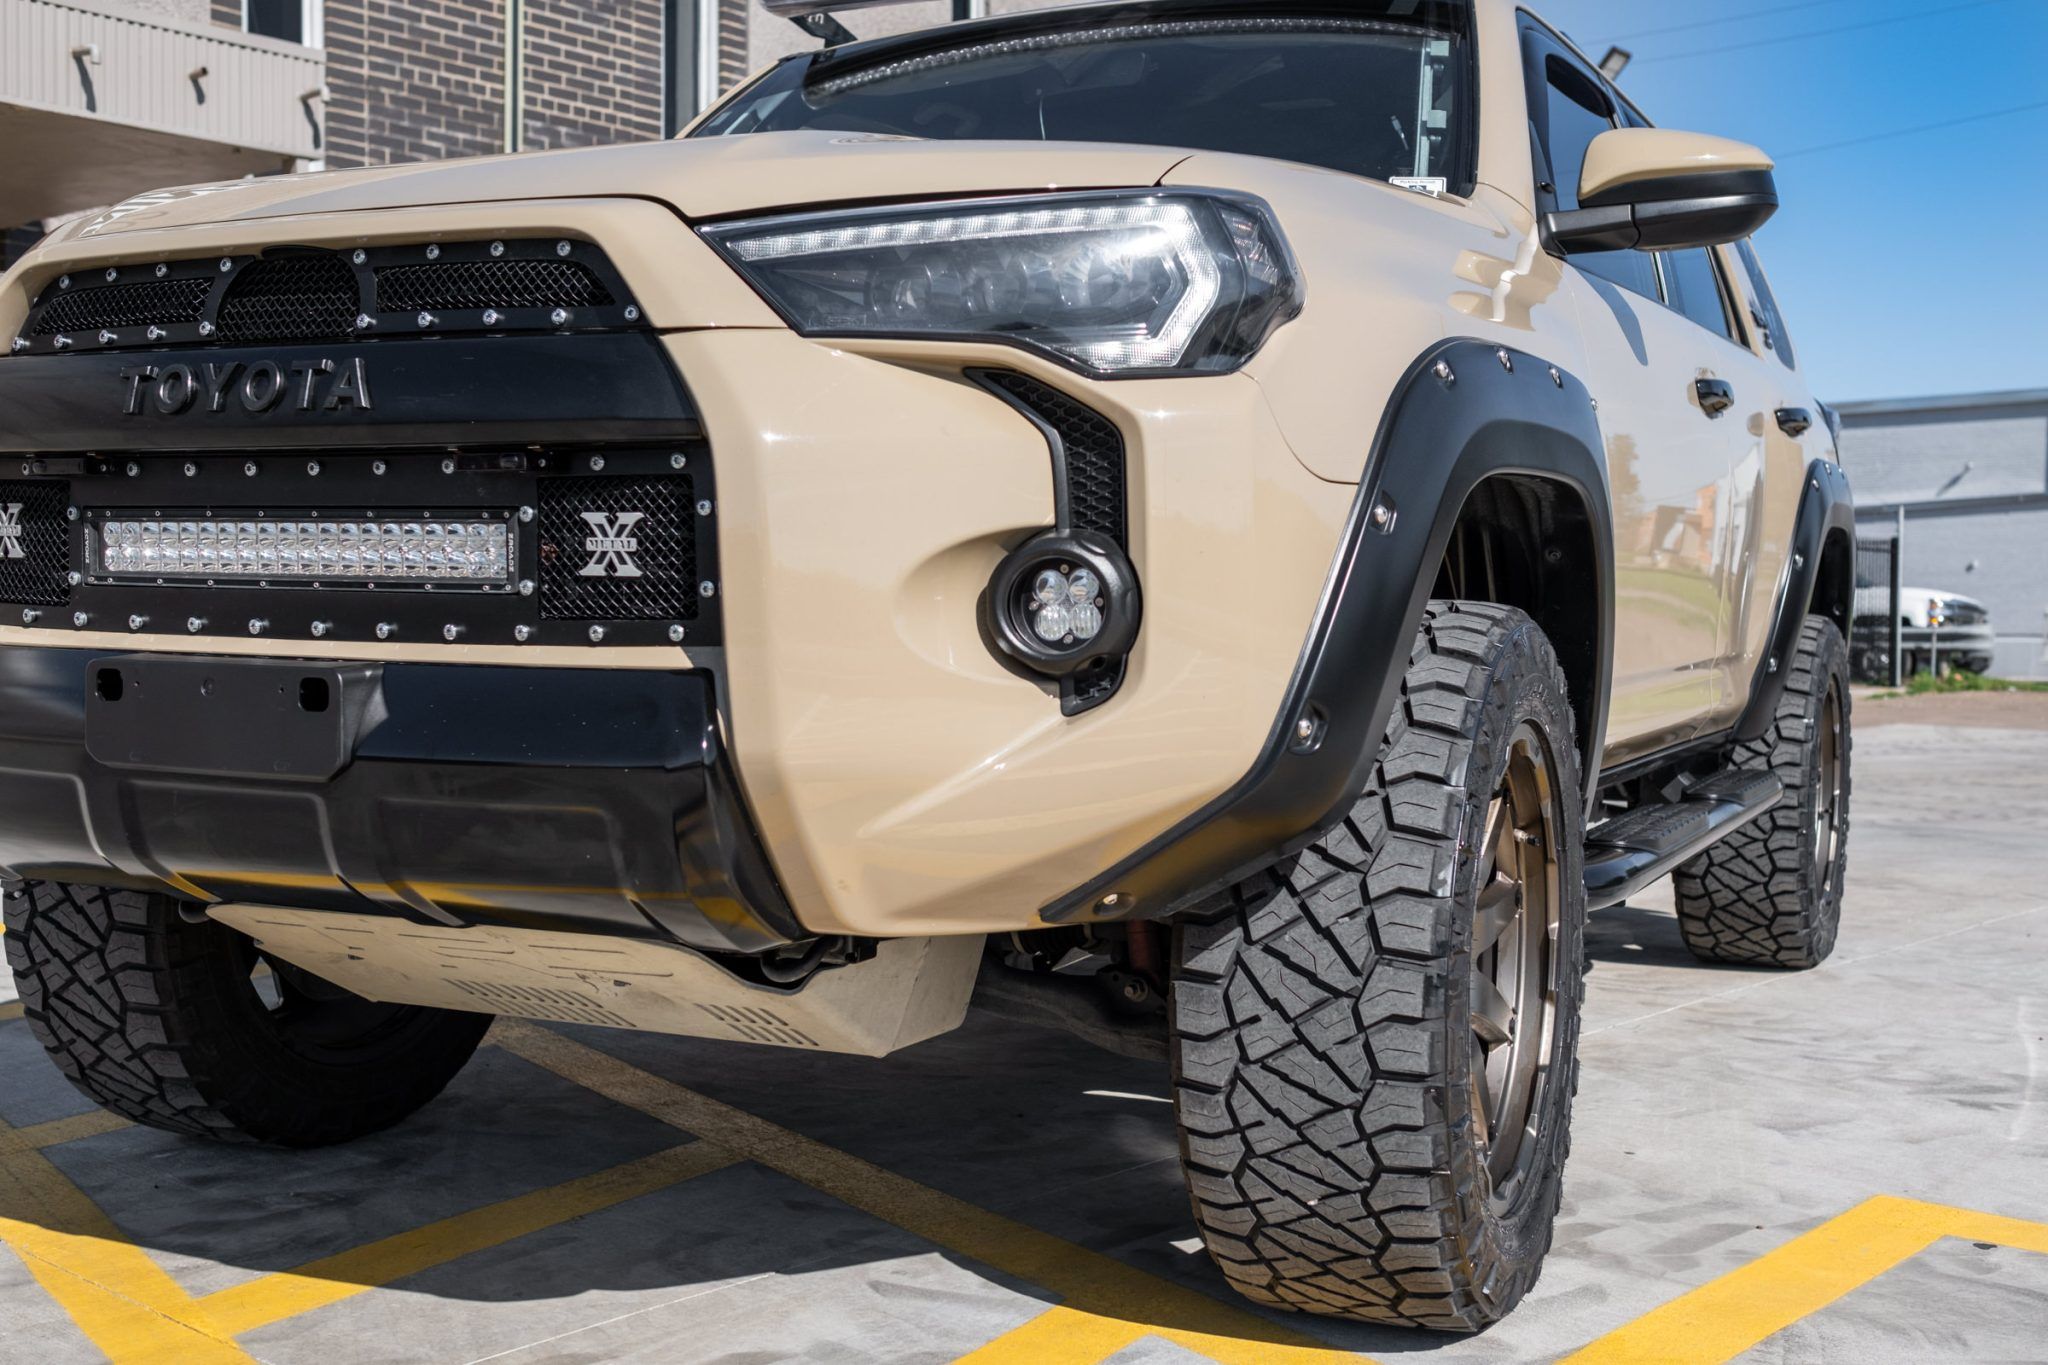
[{"x1": 1902, "y1": 671, "x2": 2048, "y2": 696}]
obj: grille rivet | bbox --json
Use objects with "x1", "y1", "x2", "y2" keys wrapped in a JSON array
[
  {"x1": 517, "y1": 578, "x2": 534, "y2": 597},
  {"x1": 186, "y1": 616, "x2": 205, "y2": 633},
  {"x1": 440, "y1": 457, "x2": 456, "y2": 474},
  {"x1": 372, "y1": 460, "x2": 388, "y2": 475},
  {"x1": 489, "y1": 241, "x2": 505, "y2": 257},
  {"x1": 696, "y1": 499, "x2": 712, "y2": 516},
  {"x1": 65, "y1": 506, "x2": 79, "y2": 522},
  {"x1": 624, "y1": 305, "x2": 640, "y2": 322},
  {"x1": 306, "y1": 461, "x2": 322, "y2": 476},
  {"x1": 442, "y1": 623, "x2": 463, "y2": 641},
  {"x1": 21, "y1": 609, "x2": 40, "y2": 625},
  {"x1": 198, "y1": 321, "x2": 214, "y2": 337},
  {"x1": 517, "y1": 505, "x2": 534, "y2": 523},
  {"x1": 183, "y1": 462, "x2": 197, "y2": 477},
  {"x1": 588, "y1": 455, "x2": 604, "y2": 472},
  {"x1": 248, "y1": 618, "x2": 268, "y2": 636},
  {"x1": 375, "y1": 622, "x2": 396, "y2": 640},
  {"x1": 147, "y1": 325, "x2": 166, "y2": 341},
  {"x1": 9, "y1": 338, "x2": 25, "y2": 353},
  {"x1": 66, "y1": 570, "x2": 82, "y2": 586},
  {"x1": 555, "y1": 241, "x2": 572, "y2": 257},
  {"x1": 58, "y1": 275, "x2": 71, "y2": 290},
  {"x1": 417, "y1": 311, "x2": 437, "y2": 329},
  {"x1": 667, "y1": 624, "x2": 685, "y2": 643},
  {"x1": 243, "y1": 461, "x2": 259, "y2": 477},
  {"x1": 698, "y1": 580, "x2": 716, "y2": 599},
  {"x1": 513, "y1": 624, "x2": 532, "y2": 642},
  {"x1": 71, "y1": 611, "x2": 88, "y2": 628},
  {"x1": 127, "y1": 614, "x2": 147, "y2": 631},
  {"x1": 669, "y1": 453, "x2": 685, "y2": 469},
  {"x1": 53, "y1": 335, "x2": 72, "y2": 349},
  {"x1": 352, "y1": 249, "x2": 367, "y2": 265},
  {"x1": 426, "y1": 244, "x2": 441, "y2": 260},
  {"x1": 125, "y1": 462, "x2": 140, "y2": 477},
  {"x1": 355, "y1": 313, "x2": 375, "y2": 330},
  {"x1": 104, "y1": 267, "x2": 119, "y2": 283},
  {"x1": 155, "y1": 263, "x2": 168, "y2": 278},
  {"x1": 310, "y1": 620, "x2": 330, "y2": 637},
  {"x1": 99, "y1": 330, "x2": 118, "y2": 344},
  {"x1": 482, "y1": 309, "x2": 501, "y2": 326},
  {"x1": 219, "y1": 258, "x2": 233, "y2": 272},
  {"x1": 550, "y1": 308, "x2": 570, "y2": 327},
  {"x1": 587, "y1": 625, "x2": 606, "y2": 643}
]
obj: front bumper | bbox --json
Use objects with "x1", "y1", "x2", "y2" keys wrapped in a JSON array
[{"x1": 0, "y1": 646, "x2": 798, "y2": 953}]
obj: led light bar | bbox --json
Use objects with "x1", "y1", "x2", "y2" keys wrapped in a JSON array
[{"x1": 87, "y1": 516, "x2": 514, "y2": 588}]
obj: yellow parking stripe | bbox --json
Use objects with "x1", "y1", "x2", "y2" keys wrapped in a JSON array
[
  {"x1": 954, "y1": 1304, "x2": 1167, "y2": 1364},
  {"x1": 1565, "y1": 1195, "x2": 2048, "y2": 1364},
  {"x1": 495, "y1": 1021, "x2": 1371, "y2": 1365},
  {"x1": 0, "y1": 1117, "x2": 254, "y2": 1363},
  {"x1": 16, "y1": 1110, "x2": 132, "y2": 1151},
  {"x1": 202, "y1": 1139, "x2": 738, "y2": 1335},
  {"x1": 0, "y1": 1001, "x2": 22, "y2": 1022}
]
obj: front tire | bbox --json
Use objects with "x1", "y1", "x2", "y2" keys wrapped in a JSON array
[
  {"x1": 1674, "y1": 616, "x2": 1851, "y2": 968},
  {"x1": 3, "y1": 882, "x2": 490, "y2": 1146},
  {"x1": 1171, "y1": 602, "x2": 1586, "y2": 1331}
]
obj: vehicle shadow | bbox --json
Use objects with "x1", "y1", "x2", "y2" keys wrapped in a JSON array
[
  {"x1": 0, "y1": 1007, "x2": 1480, "y2": 1358},
  {"x1": 1586, "y1": 900, "x2": 1706, "y2": 969}
]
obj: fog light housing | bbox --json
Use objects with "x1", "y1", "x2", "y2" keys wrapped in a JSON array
[{"x1": 985, "y1": 529, "x2": 1139, "y2": 683}]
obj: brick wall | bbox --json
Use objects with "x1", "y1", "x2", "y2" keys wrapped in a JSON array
[
  {"x1": 519, "y1": 0, "x2": 663, "y2": 150},
  {"x1": 325, "y1": 0, "x2": 508, "y2": 165}
]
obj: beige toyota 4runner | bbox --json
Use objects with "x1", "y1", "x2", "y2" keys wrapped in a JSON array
[{"x1": 0, "y1": 0, "x2": 1854, "y2": 1331}]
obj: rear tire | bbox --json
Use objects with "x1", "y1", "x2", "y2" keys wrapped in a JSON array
[
  {"x1": 3, "y1": 881, "x2": 489, "y2": 1146},
  {"x1": 1673, "y1": 616, "x2": 1851, "y2": 968},
  {"x1": 1171, "y1": 602, "x2": 1586, "y2": 1331}
]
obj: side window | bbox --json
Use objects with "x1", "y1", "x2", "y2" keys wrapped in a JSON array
[
  {"x1": 1532, "y1": 54, "x2": 1659, "y2": 299},
  {"x1": 1735, "y1": 239, "x2": 1797, "y2": 369},
  {"x1": 1658, "y1": 248, "x2": 1736, "y2": 341},
  {"x1": 243, "y1": 0, "x2": 317, "y2": 44}
]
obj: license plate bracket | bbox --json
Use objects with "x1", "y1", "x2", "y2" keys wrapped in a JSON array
[{"x1": 85, "y1": 655, "x2": 383, "y2": 781}]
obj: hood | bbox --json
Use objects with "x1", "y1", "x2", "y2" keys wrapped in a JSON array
[{"x1": 63, "y1": 132, "x2": 1193, "y2": 242}]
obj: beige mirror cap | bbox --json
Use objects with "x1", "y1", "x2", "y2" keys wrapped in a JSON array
[{"x1": 1581, "y1": 128, "x2": 1775, "y2": 203}]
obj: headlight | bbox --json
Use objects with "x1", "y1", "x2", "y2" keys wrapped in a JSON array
[{"x1": 702, "y1": 191, "x2": 1302, "y2": 376}]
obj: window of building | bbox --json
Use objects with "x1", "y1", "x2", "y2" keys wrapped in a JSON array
[{"x1": 244, "y1": 0, "x2": 319, "y2": 46}]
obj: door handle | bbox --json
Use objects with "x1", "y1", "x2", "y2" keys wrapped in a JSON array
[
  {"x1": 1775, "y1": 407, "x2": 1815, "y2": 437},
  {"x1": 1695, "y1": 378, "x2": 1735, "y2": 418}
]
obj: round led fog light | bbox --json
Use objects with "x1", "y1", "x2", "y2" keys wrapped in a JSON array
[{"x1": 984, "y1": 529, "x2": 1139, "y2": 681}]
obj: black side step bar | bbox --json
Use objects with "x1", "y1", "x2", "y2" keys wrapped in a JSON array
[{"x1": 1584, "y1": 769, "x2": 1784, "y2": 910}]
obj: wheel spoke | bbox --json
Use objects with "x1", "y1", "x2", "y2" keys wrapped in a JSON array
[
  {"x1": 1474, "y1": 878, "x2": 1519, "y2": 952},
  {"x1": 1471, "y1": 973, "x2": 1515, "y2": 1049}
]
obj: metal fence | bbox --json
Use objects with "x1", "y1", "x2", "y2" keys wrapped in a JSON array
[{"x1": 1852, "y1": 536, "x2": 1904, "y2": 686}]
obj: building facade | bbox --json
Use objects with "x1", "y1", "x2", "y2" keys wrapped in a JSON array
[{"x1": 1837, "y1": 389, "x2": 2048, "y2": 679}]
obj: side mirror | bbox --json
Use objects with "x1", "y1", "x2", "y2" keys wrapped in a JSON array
[{"x1": 1549, "y1": 128, "x2": 1778, "y2": 255}]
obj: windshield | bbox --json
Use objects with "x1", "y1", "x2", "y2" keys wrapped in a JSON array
[{"x1": 692, "y1": 12, "x2": 1470, "y2": 189}]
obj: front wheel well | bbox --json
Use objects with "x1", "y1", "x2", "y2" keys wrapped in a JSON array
[
  {"x1": 1812, "y1": 526, "x2": 1854, "y2": 636},
  {"x1": 1429, "y1": 473, "x2": 1603, "y2": 766}
]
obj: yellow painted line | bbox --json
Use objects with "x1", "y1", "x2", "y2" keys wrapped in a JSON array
[
  {"x1": 495, "y1": 1021, "x2": 1371, "y2": 1365},
  {"x1": 202, "y1": 1139, "x2": 737, "y2": 1335},
  {"x1": 1564, "y1": 1195, "x2": 2048, "y2": 1364},
  {"x1": 16, "y1": 1110, "x2": 133, "y2": 1151},
  {"x1": 0, "y1": 1116, "x2": 254, "y2": 1363},
  {"x1": 954, "y1": 1303, "x2": 1163, "y2": 1364},
  {"x1": 0, "y1": 1001, "x2": 22, "y2": 1022}
]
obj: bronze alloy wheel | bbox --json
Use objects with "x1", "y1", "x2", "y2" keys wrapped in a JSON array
[{"x1": 1469, "y1": 721, "x2": 1563, "y2": 1213}]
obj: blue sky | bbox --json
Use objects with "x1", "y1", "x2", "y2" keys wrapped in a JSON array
[{"x1": 1537, "y1": 0, "x2": 2048, "y2": 404}]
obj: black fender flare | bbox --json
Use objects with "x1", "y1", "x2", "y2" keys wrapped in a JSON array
[
  {"x1": 1733, "y1": 458, "x2": 1855, "y2": 742},
  {"x1": 1044, "y1": 337, "x2": 1614, "y2": 925}
]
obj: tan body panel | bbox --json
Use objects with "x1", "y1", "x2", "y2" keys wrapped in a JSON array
[{"x1": 1578, "y1": 128, "x2": 1774, "y2": 202}]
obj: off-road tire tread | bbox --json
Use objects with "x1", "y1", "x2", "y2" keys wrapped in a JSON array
[
  {"x1": 1673, "y1": 616, "x2": 1851, "y2": 968},
  {"x1": 1171, "y1": 602, "x2": 1585, "y2": 1332},
  {"x1": 3, "y1": 881, "x2": 489, "y2": 1146}
]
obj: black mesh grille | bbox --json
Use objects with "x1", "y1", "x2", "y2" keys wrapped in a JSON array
[
  {"x1": 0, "y1": 482, "x2": 74, "y2": 607},
  {"x1": 982, "y1": 372, "x2": 1128, "y2": 545},
  {"x1": 216, "y1": 255, "x2": 358, "y2": 343},
  {"x1": 29, "y1": 279, "x2": 211, "y2": 336},
  {"x1": 376, "y1": 260, "x2": 615, "y2": 312},
  {"x1": 536, "y1": 475, "x2": 699, "y2": 622}
]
